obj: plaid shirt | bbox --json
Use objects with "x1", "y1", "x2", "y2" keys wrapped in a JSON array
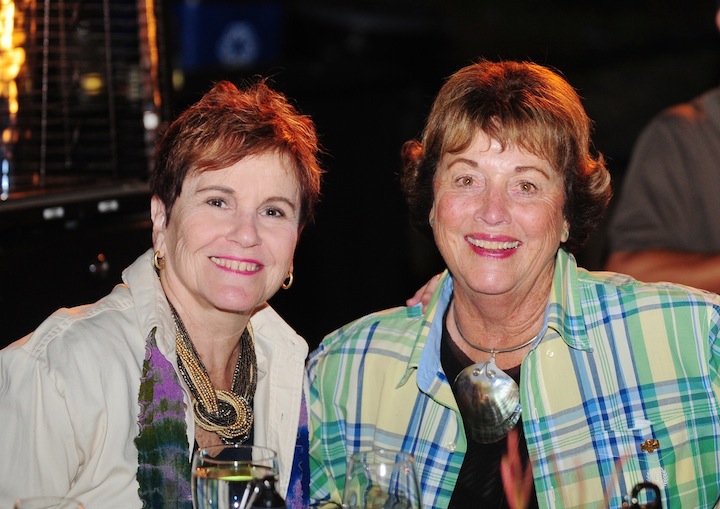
[{"x1": 307, "y1": 249, "x2": 720, "y2": 509}]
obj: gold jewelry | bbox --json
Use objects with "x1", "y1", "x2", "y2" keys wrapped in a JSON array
[
  {"x1": 172, "y1": 305, "x2": 257, "y2": 444},
  {"x1": 282, "y1": 271, "x2": 294, "y2": 290},
  {"x1": 153, "y1": 251, "x2": 165, "y2": 270}
]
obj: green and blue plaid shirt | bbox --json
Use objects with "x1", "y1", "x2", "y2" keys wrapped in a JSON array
[{"x1": 308, "y1": 249, "x2": 720, "y2": 509}]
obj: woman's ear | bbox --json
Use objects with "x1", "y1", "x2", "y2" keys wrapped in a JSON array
[{"x1": 150, "y1": 195, "x2": 167, "y2": 251}]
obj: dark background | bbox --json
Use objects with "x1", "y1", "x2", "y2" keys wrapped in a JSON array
[
  {"x1": 2, "y1": 0, "x2": 719, "y2": 349},
  {"x1": 237, "y1": 0, "x2": 720, "y2": 347}
]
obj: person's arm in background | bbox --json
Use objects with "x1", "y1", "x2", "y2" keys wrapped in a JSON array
[
  {"x1": 606, "y1": 8, "x2": 720, "y2": 295},
  {"x1": 605, "y1": 250, "x2": 720, "y2": 293},
  {"x1": 604, "y1": 97, "x2": 720, "y2": 293}
]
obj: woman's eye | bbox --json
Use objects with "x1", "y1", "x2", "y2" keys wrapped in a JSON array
[
  {"x1": 456, "y1": 175, "x2": 474, "y2": 187},
  {"x1": 207, "y1": 198, "x2": 226, "y2": 208},
  {"x1": 265, "y1": 207, "x2": 286, "y2": 218},
  {"x1": 519, "y1": 181, "x2": 537, "y2": 193}
]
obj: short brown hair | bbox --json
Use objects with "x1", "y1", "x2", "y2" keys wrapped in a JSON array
[
  {"x1": 400, "y1": 59, "x2": 611, "y2": 254},
  {"x1": 151, "y1": 80, "x2": 323, "y2": 227}
]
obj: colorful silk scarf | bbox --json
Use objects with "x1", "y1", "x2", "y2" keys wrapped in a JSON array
[
  {"x1": 135, "y1": 328, "x2": 310, "y2": 508},
  {"x1": 136, "y1": 328, "x2": 192, "y2": 508}
]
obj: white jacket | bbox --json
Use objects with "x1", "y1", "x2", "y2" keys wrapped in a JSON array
[{"x1": 0, "y1": 249, "x2": 308, "y2": 508}]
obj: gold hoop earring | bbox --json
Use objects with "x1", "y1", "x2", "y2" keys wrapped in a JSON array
[
  {"x1": 153, "y1": 251, "x2": 165, "y2": 270},
  {"x1": 282, "y1": 271, "x2": 294, "y2": 290}
]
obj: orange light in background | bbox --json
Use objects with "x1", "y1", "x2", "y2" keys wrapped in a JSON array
[
  {"x1": 141, "y1": 0, "x2": 161, "y2": 113},
  {"x1": 81, "y1": 72, "x2": 104, "y2": 96},
  {"x1": 0, "y1": 0, "x2": 22, "y2": 200},
  {"x1": 0, "y1": 0, "x2": 24, "y2": 118}
]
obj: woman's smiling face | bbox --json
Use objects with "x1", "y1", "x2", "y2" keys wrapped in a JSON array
[
  {"x1": 430, "y1": 130, "x2": 568, "y2": 301},
  {"x1": 152, "y1": 150, "x2": 301, "y2": 318}
]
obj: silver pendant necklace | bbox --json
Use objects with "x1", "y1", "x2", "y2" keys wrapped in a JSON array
[{"x1": 451, "y1": 299, "x2": 537, "y2": 444}]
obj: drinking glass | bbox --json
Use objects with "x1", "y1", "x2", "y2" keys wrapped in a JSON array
[
  {"x1": 342, "y1": 449, "x2": 422, "y2": 509},
  {"x1": 13, "y1": 497, "x2": 84, "y2": 509},
  {"x1": 191, "y1": 444, "x2": 279, "y2": 509}
]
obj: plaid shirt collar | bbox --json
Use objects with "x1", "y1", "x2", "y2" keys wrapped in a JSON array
[{"x1": 409, "y1": 248, "x2": 592, "y2": 393}]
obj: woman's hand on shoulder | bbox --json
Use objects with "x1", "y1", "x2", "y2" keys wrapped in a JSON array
[{"x1": 406, "y1": 273, "x2": 442, "y2": 313}]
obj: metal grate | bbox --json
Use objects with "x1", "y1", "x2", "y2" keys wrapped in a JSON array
[{"x1": 0, "y1": 0, "x2": 167, "y2": 196}]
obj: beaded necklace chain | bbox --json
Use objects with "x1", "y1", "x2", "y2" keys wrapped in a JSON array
[{"x1": 172, "y1": 305, "x2": 257, "y2": 444}]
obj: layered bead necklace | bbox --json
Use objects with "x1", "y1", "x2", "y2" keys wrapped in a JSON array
[{"x1": 172, "y1": 305, "x2": 257, "y2": 444}]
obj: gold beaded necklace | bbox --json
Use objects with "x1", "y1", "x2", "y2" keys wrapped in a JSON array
[{"x1": 172, "y1": 305, "x2": 257, "y2": 444}]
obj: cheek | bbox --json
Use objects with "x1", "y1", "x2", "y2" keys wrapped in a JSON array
[
  {"x1": 166, "y1": 216, "x2": 214, "y2": 254},
  {"x1": 268, "y1": 227, "x2": 299, "y2": 261},
  {"x1": 431, "y1": 209, "x2": 465, "y2": 254},
  {"x1": 433, "y1": 193, "x2": 465, "y2": 224},
  {"x1": 523, "y1": 202, "x2": 565, "y2": 240}
]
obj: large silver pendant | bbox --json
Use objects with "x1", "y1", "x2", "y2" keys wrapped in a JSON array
[{"x1": 453, "y1": 356, "x2": 521, "y2": 444}]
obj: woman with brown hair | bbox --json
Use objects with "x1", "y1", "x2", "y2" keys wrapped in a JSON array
[{"x1": 309, "y1": 59, "x2": 720, "y2": 509}]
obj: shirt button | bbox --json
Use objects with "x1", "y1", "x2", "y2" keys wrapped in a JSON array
[
  {"x1": 446, "y1": 442, "x2": 456, "y2": 452},
  {"x1": 546, "y1": 350, "x2": 555, "y2": 358}
]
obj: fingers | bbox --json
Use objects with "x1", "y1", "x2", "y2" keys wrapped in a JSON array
[
  {"x1": 406, "y1": 284, "x2": 429, "y2": 307},
  {"x1": 406, "y1": 273, "x2": 443, "y2": 311}
]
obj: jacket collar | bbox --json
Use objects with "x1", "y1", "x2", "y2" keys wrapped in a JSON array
[
  {"x1": 122, "y1": 249, "x2": 176, "y2": 361},
  {"x1": 121, "y1": 249, "x2": 309, "y2": 372},
  {"x1": 547, "y1": 248, "x2": 592, "y2": 352},
  {"x1": 410, "y1": 248, "x2": 592, "y2": 392}
]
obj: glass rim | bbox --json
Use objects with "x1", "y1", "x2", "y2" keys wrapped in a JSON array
[
  {"x1": 349, "y1": 448, "x2": 414, "y2": 463},
  {"x1": 194, "y1": 444, "x2": 278, "y2": 465}
]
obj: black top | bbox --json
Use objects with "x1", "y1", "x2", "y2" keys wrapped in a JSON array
[{"x1": 440, "y1": 310, "x2": 539, "y2": 509}]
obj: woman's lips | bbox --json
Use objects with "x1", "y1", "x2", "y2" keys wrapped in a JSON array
[
  {"x1": 465, "y1": 236, "x2": 520, "y2": 250},
  {"x1": 210, "y1": 256, "x2": 262, "y2": 273}
]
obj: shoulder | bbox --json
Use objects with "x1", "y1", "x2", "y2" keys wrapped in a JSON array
[
  {"x1": 1, "y1": 284, "x2": 143, "y2": 381},
  {"x1": 321, "y1": 305, "x2": 424, "y2": 348},
  {"x1": 7, "y1": 250, "x2": 167, "y2": 362},
  {"x1": 251, "y1": 303, "x2": 308, "y2": 358},
  {"x1": 578, "y1": 268, "x2": 720, "y2": 314},
  {"x1": 645, "y1": 90, "x2": 719, "y2": 133},
  {"x1": 0, "y1": 284, "x2": 148, "y2": 446},
  {"x1": 308, "y1": 305, "x2": 424, "y2": 366}
]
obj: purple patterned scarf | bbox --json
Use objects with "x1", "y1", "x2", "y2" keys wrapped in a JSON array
[
  {"x1": 134, "y1": 328, "x2": 309, "y2": 508},
  {"x1": 135, "y1": 328, "x2": 192, "y2": 508}
]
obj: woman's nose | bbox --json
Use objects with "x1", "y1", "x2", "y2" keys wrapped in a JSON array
[
  {"x1": 228, "y1": 213, "x2": 261, "y2": 247},
  {"x1": 474, "y1": 187, "x2": 511, "y2": 225}
]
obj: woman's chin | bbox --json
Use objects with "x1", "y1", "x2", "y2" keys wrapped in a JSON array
[{"x1": 207, "y1": 293, "x2": 266, "y2": 316}]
